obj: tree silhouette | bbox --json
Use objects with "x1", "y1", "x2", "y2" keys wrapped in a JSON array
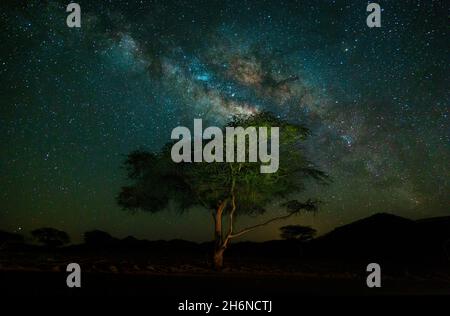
[
  {"x1": 31, "y1": 227, "x2": 70, "y2": 248},
  {"x1": 117, "y1": 111, "x2": 328, "y2": 270},
  {"x1": 279, "y1": 225, "x2": 317, "y2": 241}
]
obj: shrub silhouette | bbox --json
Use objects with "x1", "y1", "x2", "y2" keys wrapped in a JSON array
[
  {"x1": 31, "y1": 227, "x2": 70, "y2": 248},
  {"x1": 279, "y1": 225, "x2": 317, "y2": 241}
]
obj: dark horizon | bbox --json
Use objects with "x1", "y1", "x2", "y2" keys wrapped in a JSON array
[{"x1": 3, "y1": 211, "x2": 449, "y2": 245}]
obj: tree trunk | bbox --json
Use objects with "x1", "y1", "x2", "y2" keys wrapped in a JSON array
[
  {"x1": 213, "y1": 247, "x2": 225, "y2": 271},
  {"x1": 212, "y1": 200, "x2": 227, "y2": 271}
]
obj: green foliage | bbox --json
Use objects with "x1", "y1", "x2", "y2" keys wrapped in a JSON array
[{"x1": 117, "y1": 111, "x2": 328, "y2": 215}]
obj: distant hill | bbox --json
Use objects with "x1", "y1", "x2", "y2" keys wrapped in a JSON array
[
  {"x1": 315, "y1": 213, "x2": 415, "y2": 245},
  {"x1": 311, "y1": 213, "x2": 450, "y2": 264}
]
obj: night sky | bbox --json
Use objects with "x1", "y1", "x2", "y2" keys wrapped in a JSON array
[{"x1": 1, "y1": 1, "x2": 448, "y2": 243}]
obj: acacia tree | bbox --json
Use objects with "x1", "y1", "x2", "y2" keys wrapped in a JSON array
[
  {"x1": 31, "y1": 227, "x2": 70, "y2": 248},
  {"x1": 117, "y1": 111, "x2": 328, "y2": 270},
  {"x1": 279, "y1": 225, "x2": 317, "y2": 241}
]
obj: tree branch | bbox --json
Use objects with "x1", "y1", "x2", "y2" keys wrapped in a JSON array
[
  {"x1": 220, "y1": 163, "x2": 246, "y2": 249},
  {"x1": 228, "y1": 199, "x2": 318, "y2": 239},
  {"x1": 228, "y1": 211, "x2": 298, "y2": 239},
  {"x1": 222, "y1": 185, "x2": 236, "y2": 249}
]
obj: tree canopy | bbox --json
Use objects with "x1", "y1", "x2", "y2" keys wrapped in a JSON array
[
  {"x1": 117, "y1": 111, "x2": 328, "y2": 216},
  {"x1": 31, "y1": 227, "x2": 70, "y2": 248},
  {"x1": 279, "y1": 225, "x2": 317, "y2": 241}
]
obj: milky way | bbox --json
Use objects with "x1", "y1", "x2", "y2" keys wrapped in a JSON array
[{"x1": 0, "y1": 1, "x2": 448, "y2": 242}]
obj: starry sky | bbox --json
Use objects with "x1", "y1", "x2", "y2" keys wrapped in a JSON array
[{"x1": 1, "y1": 0, "x2": 449, "y2": 243}]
